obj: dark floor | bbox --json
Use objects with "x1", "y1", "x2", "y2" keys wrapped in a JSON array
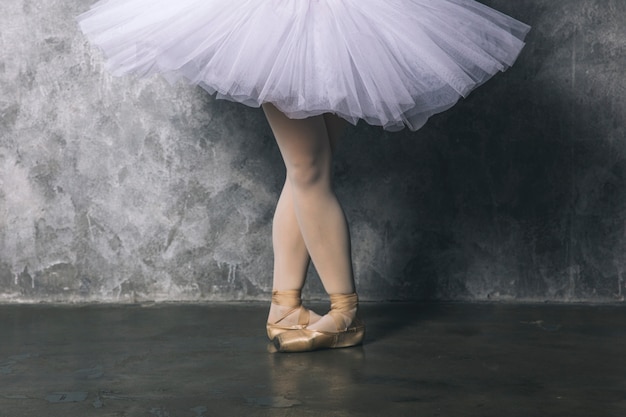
[{"x1": 0, "y1": 302, "x2": 625, "y2": 417}]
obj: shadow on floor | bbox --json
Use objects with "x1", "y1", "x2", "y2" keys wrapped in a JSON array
[{"x1": 1, "y1": 302, "x2": 625, "y2": 416}]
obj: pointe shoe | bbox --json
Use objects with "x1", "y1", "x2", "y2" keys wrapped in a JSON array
[
  {"x1": 266, "y1": 289, "x2": 317, "y2": 340},
  {"x1": 274, "y1": 293, "x2": 365, "y2": 352}
]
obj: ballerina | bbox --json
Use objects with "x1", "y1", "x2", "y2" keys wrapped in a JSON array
[{"x1": 77, "y1": 0, "x2": 530, "y2": 352}]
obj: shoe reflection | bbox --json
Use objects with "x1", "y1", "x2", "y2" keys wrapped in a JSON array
[{"x1": 266, "y1": 343, "x2": 365, "y2": 408}]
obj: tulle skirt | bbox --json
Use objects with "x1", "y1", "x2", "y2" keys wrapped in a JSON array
[{"x1": 77, "y1": 0, "x2": 530, "y2": 131}]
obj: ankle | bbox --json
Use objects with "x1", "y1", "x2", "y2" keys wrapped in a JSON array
[
  {"x1": 271, "y1": 289, "x2": 302, "y2": 308},
  {"x1": 329, "y1": 293, "x2": 358, "y2": 311},
  {"x1": 329, "y1": 292, "x2": 358, "y2": 329},
  {"x1": 268, "y1": 289, "x2": 310, "y2": 325},
  {"x1": 306, "y1": 292, "x2": 359, "y2": 332}
]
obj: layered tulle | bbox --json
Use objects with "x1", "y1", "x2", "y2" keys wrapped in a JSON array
[{"x1": 78, "y1": 0, "x2": 530, "y2": 131}]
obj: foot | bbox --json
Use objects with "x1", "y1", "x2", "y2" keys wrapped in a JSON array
[
  {"x1": 266, "y1": 289, "x2": 321, "y2": 340},
  {"x1": 274, "y1": 293, "x2": 365, "y2": 352}
]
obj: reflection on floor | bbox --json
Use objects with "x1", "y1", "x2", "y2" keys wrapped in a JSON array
[{"x1": 1, "y1": 302, "x2": 625, "y2": 416}]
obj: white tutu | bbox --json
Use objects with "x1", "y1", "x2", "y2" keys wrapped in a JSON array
[{"x1": 77, "y1": 0, "x2": 530, "y2": 131}]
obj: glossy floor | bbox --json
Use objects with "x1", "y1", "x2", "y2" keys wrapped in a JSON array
[{"x1": 1, "y1": 302, "x2": 624, "y2": 416}]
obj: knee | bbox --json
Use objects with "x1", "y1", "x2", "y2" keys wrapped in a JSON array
[{"x1": 287, "y1": 159, "x2": 328, "y2": 191}]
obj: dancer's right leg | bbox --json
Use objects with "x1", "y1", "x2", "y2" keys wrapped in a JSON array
[
  {"x1": 271, "y1": 180, "x2": 310, "y2": 292},
  {"x1": 267, "y1": 179, "x2": 321, "y2": 332}
]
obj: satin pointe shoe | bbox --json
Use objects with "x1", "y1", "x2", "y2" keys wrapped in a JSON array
[
  {"x1": 266, "y1": 289, "x2": 317, "y2": 341},
  {"x1": 274, "y1": 293, "x2": 365, "y2": 352}
]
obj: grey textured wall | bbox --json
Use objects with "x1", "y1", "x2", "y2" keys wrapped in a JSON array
[{"x1": 1, "y1": 1, "x2": 625, "y2": 303}]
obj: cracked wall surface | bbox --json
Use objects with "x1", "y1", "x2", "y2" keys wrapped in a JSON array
[{"x1": 1, "y1": 1, "x2": 625, "y2": 303}]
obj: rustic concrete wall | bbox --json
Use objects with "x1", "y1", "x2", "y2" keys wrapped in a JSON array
[{"x1": 1, "y1": 0, "x2": 625, "y2": 303}]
